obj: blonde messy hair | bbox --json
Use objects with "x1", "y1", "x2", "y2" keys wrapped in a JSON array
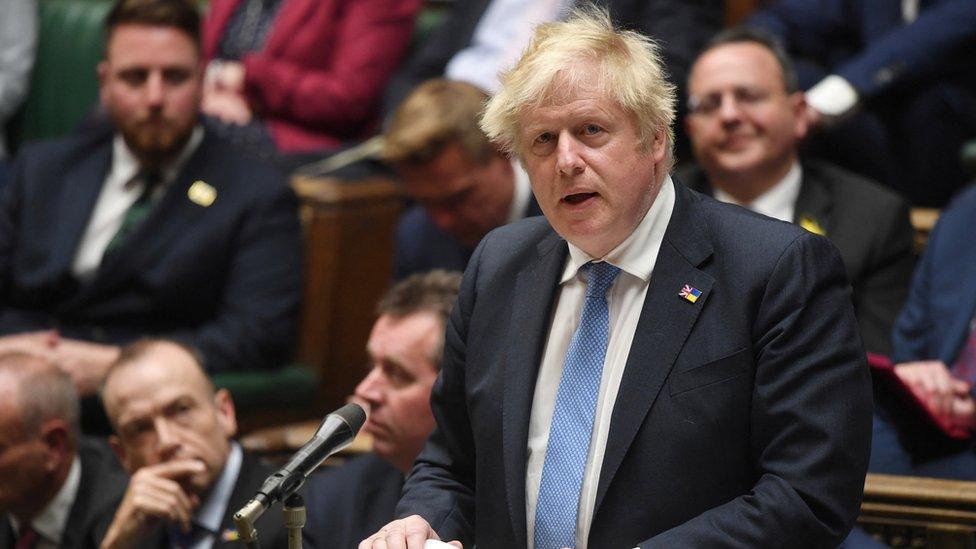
[{"x1": 480, "y1": 7, "x2": 676, "y2": 171}]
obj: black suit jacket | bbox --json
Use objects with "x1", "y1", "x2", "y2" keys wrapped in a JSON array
[
  {"x1": 384, "y1": 0, "x2": 722, "y2": 112},
  {"x1": 0, "y1": 438, "x2": 126, "y2": 549},
  {"x1": 678, "y1": 160, "x2": 915, "y2": 355},
  {"x1": 303, "y1": 453, "x2": 404, "y2": 548},
  {"x1": 0, "y1": 126, "x2": 303, "y2": 372},
  {"x1": 397, "y1": 181, "x2": 872, "y2": 547}
]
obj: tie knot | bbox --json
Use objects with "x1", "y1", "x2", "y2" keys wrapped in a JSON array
[{"x1": 584, "y1": 261, "x2": 620, "y2": 298}]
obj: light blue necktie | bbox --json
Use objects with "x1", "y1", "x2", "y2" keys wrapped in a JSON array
[{"x1": 535, "y1": 261, "x2": 620, "y2": 549}]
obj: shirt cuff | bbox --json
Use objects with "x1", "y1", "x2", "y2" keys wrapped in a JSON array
[{"x1": 805, "y1": 75, "x2": 859, "y2": 117}]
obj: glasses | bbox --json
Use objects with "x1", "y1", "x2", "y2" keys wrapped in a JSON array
[{"x1": 687, "y1": 87, "x2": 782, "y2": 117}]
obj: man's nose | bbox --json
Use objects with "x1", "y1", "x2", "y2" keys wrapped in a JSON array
[
  {"x1": 556, "y1": 132, "x2": 584, "y2": 176},
  {"x1": 145, "y1": 72, "x2": 165, "y2": 106},
  {"x1": 154, "y1": 417, "x2": 181, "y2": 458},
  {"x1": 718, "y1": 92, "x2": 744, "y2": 123},
  {"x1": 354, "y1": 368, "x2": 386, "y2": 405},
  {"x1": 429, "y1": 207, "x2": 459, "y2": 233}
]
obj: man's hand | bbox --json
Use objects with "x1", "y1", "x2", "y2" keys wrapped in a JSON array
[
  {"x1": 100, "y1": 460, "x2": 205, "y2": 549},
  {"x1": 55, "y1": 338, "x2": 121, "y2": 396},
  {"x1": 205, "y1": 60, "x2": 246, "y2": 93},
  {"x1": 201, "y1": 88, "x2": 253, "y2": 126},
  {"x1": 359, "y1": 515, "x2": 462, "y2": 549},
  {"x1": 895, "y1": 361, "x2": 972, "y2": 421},
  {"x1": 0, "y1": 330, "x2": 59, "y2": 358}
]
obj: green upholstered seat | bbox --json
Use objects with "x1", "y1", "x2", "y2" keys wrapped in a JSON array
[{"x1": 212, "y1": 364, "x2": 317, "y2": 410}]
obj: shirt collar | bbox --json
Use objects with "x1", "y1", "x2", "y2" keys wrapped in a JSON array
[
  {"x1": 713, "y1": 161, "x2": 801, "y2": 222},
  {"x1": 193, "y1": 442, "x2": 243, "y2": 535},
  {"x1": 10, "y1": 456, "x2": 81, "y2": 545},
  {"x1": 506, "y1": 160, "x2": 533, "y2": 224},
  {"x1": 109, "y1": 125, "x2": 205, "y2": 191},
  {"x1": 561, "y1": 175, "x2": 676, "y2": 284}
]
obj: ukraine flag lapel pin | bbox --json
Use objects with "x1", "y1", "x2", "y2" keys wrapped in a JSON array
[{"x1": 679, "y1": 284, "x2": 702, "y2": 303}]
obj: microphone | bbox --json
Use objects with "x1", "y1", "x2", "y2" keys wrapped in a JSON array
[{"x1": 251, "y1": 403, "x2": 367, "y2": 508}]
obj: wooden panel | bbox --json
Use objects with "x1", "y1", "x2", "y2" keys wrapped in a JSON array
[
  {"x1": 860, "y1": 474, "x2": 976, "y2": 548},
  {"x1": 292, "y1": 175, "x2": 404, "y2": 414}
]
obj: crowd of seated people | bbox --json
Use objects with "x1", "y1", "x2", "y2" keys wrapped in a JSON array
[{"x1": 2, "y1": 0, "x2": 976, "y2": 546}]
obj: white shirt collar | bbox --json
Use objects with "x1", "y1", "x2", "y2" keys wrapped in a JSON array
[
  {"x1": 194, "y1": 442, "x2": 243, "y2": 535},
  {"x1": 507, "y1": 160, "x2": 533, "y2": 224},
  {"x1": 713, "y1": 161, "x2": 801, "y2": 223},
  {"x1": 108, "y1": 125, "x2": 205, "y2": 191},
  {"x1": 10, "y1": 456, "x2": 81, "y2": 545},
  {"x1": 561, "y1": 175, "x2": 676, "y2": 284}
]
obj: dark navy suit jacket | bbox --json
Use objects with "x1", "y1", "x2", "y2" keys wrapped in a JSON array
[
  {"x1": 397, "y1": 182, "x2": 872, "y2": 547},
  {"x1": 0, "y1": 126, "x2": 303, "y2": 372},
  {"x1": 892, "y1": 185, "x2": 976, "y2": 365},
  {"x1": 749, "y1": 0, "x2": 976, "y2": 97}
]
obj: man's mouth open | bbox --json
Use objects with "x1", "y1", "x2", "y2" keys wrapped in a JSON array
[{"x1": 563, "y1": 192, "x2": 598, "y2": 205}]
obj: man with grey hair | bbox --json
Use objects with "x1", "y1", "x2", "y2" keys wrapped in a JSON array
[
  {"x1": 0, "y1": 352, "x2": 126, "y2": 548},
  {"x1": 363, "y1": 8, "x2": 871, "y2": 549}
]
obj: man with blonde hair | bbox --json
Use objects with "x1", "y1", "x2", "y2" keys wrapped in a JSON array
[
  {"x1": 385, "y1": 79, "x2": 541, "y2": 279},
  {"x1": 363, "y1": 9, "x2": 870, "y2": 549}
]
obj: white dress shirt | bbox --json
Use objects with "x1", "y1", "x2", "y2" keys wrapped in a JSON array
[
  {"x1": 713, "y1": 161, "x2": 801, "y2": 222},
  {"x1": 445, "y1": 0, "x2": 571, "y2": 93},
  {"x1": 71, "y1": 127, "x2": 204, "y2": 280},
  {"x1": 525, "y1": 176, "x2": 676, "y2": 549},
  {"x1": 9, "y1": 456, "x2": 81, "y2": 549}
]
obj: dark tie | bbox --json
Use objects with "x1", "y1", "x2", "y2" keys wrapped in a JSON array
[
  {"x1": 534, "y1": 261, "x2": 621, "y2": 549},
  {"x1": 14, "y1": 525, "x2": 39, "y2": 549},
  {"x1": 952, "y1": 316, "x2": 976, "y2": 384},
  {"x1": 104, "y1": 168, "x2": 163, "y2": 255}
]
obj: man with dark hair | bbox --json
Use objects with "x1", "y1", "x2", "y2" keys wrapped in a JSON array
[
  {"x1": 0, "y1": 352, "x2": 126, "y2": 549},
  {"x1": 303, "y1": 270, "x2": 462, "y2": 548},
  {"x1": 0, "y1": 0, "x2": 302, "y2": 400},
  {"x1": 385, "y1": 80, "x2": 541, "y2": 280},
  {"x1": 98, "y1": 338, "x2": 306, "y2": 549},
  {"x1": 680, "y1": 27, "x2": 915, "y2": 355}
]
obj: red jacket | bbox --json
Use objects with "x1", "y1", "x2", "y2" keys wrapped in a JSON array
[{"x1": 203, "y1": 0, "x2": 419, "y2": 153}]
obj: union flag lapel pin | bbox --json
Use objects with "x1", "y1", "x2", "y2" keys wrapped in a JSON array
[{"x1": 678, "y1": 284, "x2": 702, "y2": 303}]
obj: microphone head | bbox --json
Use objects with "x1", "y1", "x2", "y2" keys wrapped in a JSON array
[{"x1": 333, "y1": 402, "x2": 368, "y2": 434}]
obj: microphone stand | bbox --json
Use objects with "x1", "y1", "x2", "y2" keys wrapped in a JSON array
[
  {"x1": 233, "y1": 499, "x2": 264, "y2": 549},
  {"x1": 283, "y1": 494, "x2": 306, "y2": 549}
]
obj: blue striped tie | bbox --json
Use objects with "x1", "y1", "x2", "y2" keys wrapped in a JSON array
[{"x1": 535, "y1": 261, "x2": 620, "y2": 549}]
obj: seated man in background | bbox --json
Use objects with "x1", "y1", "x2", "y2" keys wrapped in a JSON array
[
  {"x1": 384, "y1": 79, "x2": 541, "y2": 280},
  {"x1": 872, "y1": 184, "x2": 976, "y2": 479},
  {"x1": 303, "y1": 270, "x2": 461, "y2": 548},
  {"x1": 748, "y1": 0, "x2": 976, "y2": 207},
  {"x1": 200, "y1": 0, "x2": 420, "y2": 159},
  {"x1": 0, "y1": 351, "x2": 126, "y2": 549},
  {"x1": 0, "y1": 0, "x2": 303, "y2": 400},
  {"x1": 680, "y1": 27, "x2": 915, "y2": 356},
  {"x1": 98, "y1": 339, "x2": 306, "y2": 549}
]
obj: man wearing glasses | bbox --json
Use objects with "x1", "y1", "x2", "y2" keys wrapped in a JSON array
[{"x1": 680, "y1": 27, "x2": 915, "y2": 357}]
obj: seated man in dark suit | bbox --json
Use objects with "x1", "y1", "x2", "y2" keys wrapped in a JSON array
[
  {"x1": 0, "y1": 0, "x2": 303, "y2": 398},
  {"x1": 0, "y1": 351, "x2": 126, "y2": 549},
  {"x1": 680, "y1": 27, "x2": 915, "y2": 356},
  {"x1": 871, "y1": 184, "x2": 976, "y2": 479},
  {"x1": 303, "y1": 270, "x2": 461, "y2": 547},
  {"x1": 98, "y1": 338, "x2": 307, "y2": 549},
  {"x1": 384, "y1": 79, "x2": 541, "y2": 279},
  {"x1": 363, "y1": 8, "x2": 871, "y2": 549}
]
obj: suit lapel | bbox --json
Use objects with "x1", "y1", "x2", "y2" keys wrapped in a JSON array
[
  {"x1": 91, "y1": 134, "x2": 222, "y2": 295},
  {"x1": 594, "y1": 183, "x2": 714, "y2": 517},
  {"x1": 50, "y1": 144, "x2": 112, "y2": 281},
  {"x1": 793, "y1": 166, "x2": 833, "y2": 235},
  {"x1": 502, "y1": 231, "x2": 566, "y2": 549}
]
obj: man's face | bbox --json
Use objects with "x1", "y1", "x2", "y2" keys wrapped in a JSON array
[
  {"x1": 519, "y1": 72, "x2": 665, "y2": 258},
  {"x1": 685, "y1": 42, "x2": 807, "y2": 187},
  {"x1": 105, "y1": 343, "x2": 236, "y2": 497},
  {"x1": 0, "y1": 390, "x2": 49, "y2": 514},
  {"x1": 355, "y1": 312, "x2": 441, "y2": 473},
  {"x1": 397, "y1": 144, "x2": 515, "y2": 248},
  {"x1": 99, "y1": 24, "x2": 202, "y2": 165}
]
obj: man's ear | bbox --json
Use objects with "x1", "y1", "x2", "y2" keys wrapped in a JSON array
[
  {"x1": 791, "y1": 92, "x2": 810, "y2": 141},
  {"x1": 649, "y1": 127, "x2": 667, "y2": 163},
  {"x1": 39, "y1": 419, "x2": 72, "y2": 471},
  {"x1": 108, "y1": 435, "x2": 133, "y2": 473},
  {"x1": 97, "y1": 60, "x2": 109, "y2": 106},
  {"x1": 214, "y1": 388, "x2": 238, "y2": 439}
]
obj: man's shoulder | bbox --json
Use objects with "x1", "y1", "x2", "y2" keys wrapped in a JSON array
[
  {"x1": 15, "y1": 129, "x2": 111, "y2": 168},
  {"x1": 802, "y1": 158, "x2": 908, "y2": 214},
  {"x1": 306, "y1": 453, "x2": 402, "y2": 500},
  {"x1": 191, "y1": 131, "x2": 290, "y2": 198}
]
